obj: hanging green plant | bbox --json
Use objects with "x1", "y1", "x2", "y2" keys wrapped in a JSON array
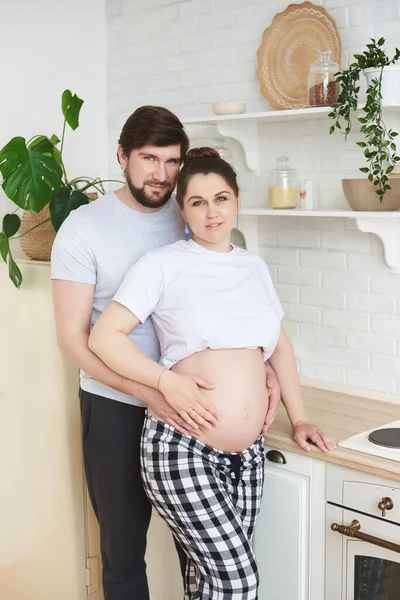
[{"x1": 328, "y1": 38, "x2": 400, "y2": 203}]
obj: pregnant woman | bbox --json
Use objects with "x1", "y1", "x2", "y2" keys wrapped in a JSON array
[{"x1": 89, "y1": 148, "x2": 335, "y2": 599}]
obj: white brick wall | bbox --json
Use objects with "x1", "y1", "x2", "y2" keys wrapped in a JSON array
[{"x1": 106, "y1": 0, "x2": 400, "y2": 401}]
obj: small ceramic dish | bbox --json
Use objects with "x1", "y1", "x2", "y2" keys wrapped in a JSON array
[{"x1": 212, "y1": 102, "x2": 246, "y2": 115}]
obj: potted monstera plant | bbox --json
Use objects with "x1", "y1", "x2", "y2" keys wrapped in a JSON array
[
  {"x1": 0, "y1": 90, "x2": 118, "y2": 288},
  {"x1": 329, "y1": 38, "x2": 400, "y2": 209}
]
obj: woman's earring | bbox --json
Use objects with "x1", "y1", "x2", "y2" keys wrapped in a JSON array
[
  {"x1": 234, "y1": 214, "x2": 238, "y2": 227},
  {"x1": 184, "y1": 222, "x2": 190, "y2": 234}
]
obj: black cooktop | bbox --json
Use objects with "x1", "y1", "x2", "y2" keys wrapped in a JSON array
[{"x1": 368, "y1": 428, "x2": 400, "y2": 449}]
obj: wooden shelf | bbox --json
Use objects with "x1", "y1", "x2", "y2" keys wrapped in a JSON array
[
  {"x1": 238, "y1": 209, "x2": 400, "y2": 273},
  {"x1": 183, "y1": 105, "x2": 400, "y2": 172},
  {"x1": 182, "y1": 106, "x2": 333, "y2": 125},
  {"x1": 182, "y1": 104, "x2": 399, "y2": 125},
  {"x1": 240, "y1": 208, "x2": 400, "y2": 218}
]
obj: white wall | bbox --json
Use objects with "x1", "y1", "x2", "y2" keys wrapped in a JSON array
[
  {"x1": 0, "y1": 0, "x2": 109, "y2": 257},
  {"x1": 106, "y1": 0, "x2": 400, "y2": 401}
]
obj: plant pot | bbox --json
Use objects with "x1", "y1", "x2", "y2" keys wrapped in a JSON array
[
  {"x1": 18, "y1": 193, "x2": 97, "y2": 261},
  {"x1": 19, "y1": 205, "x2": 56, "y2": 261},
  {"x1": 364, "y1": 65, "x2": 400, "y2": 106},
  {"x1": 342, "y1": 178, "x2": 400, "y2": 211}
]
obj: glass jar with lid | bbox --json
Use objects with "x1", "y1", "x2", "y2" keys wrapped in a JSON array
[
  {"x1": 307, "y1": 48, "x2": 339, "y2": 107},
  {"x1": 268, "y1": 156, "x2": 299, "y2": 209}
]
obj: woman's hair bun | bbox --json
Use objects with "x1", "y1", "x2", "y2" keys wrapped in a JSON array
[{"x1": 184, "y1": 147, "x2": 220, "y2": 165}]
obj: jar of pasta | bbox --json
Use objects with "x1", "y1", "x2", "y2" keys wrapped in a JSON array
[{"x1": 268, "y1": 156, "x2": 299, "y2": 209}]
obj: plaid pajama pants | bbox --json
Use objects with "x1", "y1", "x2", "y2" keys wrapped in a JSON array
[{"x1": 140, "y1": 413, "x2": 265, "y2": 600}]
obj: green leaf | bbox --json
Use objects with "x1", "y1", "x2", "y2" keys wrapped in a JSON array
[
  {"x1": 0, "y1": 136, "x2": 62, "y2": 211},
  {"x1": 0, "y1": 232, "x2": 9, "y2": 262},
  {"x1": 356, "y1": 142, "x2": 367, "y2": 147},
  {"x1": 378, "y1": 37, "x2": 385, "y2": 46},
  {"x1": 2, "y1": 213, "x2": 21, "y2": 237},
  {"x1": 386, "y1": 165, "x2": 394, "y2": 174},
  {"x1": 61, "y1": 90, "x2": 84, "y2": 131},
  {"x1": 391, "y1": 132, "x2": 399, "y2": 137},
  {"x1": 48, "y1": 134, "x2": 63, "y2": 166},
  {"x1": 8, "y1": 253, "x2": 22, "y2": 289},
  {"x1": 368, "y1": 174, "x2": 373, "y2": 182},
  {"x1": 329, "y1": 125, "x2": 335, "y2": 135},
  {"x1": 359, "y1": 167, "x2": 369, "y2": 173},
  {"x1": 49, "y1": 187, "x2": 89, "y2": 232}
]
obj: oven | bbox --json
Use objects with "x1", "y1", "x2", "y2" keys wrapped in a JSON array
[{"x1": 325, "y1": 465, "x2": 400, "y2": 600}]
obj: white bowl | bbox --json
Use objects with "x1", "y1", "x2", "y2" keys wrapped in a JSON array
[{"x1": 212, "y1": 102, "x2": 246, "y2": 116}]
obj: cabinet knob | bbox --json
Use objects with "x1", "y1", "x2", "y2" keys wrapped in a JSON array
[
  {"x1": 266, "y1": 449, "x2": 286, "y2": 464},
  {"x1": 378, "y1": 497, "x2": 394, "y2": 517}
]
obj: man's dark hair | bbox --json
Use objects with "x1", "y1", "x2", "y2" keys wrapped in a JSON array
[{"x1": 118, "y1": 105, "x2": 189, "y2": 160}]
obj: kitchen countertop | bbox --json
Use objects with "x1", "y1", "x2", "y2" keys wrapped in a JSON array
[{"x1": 265, "y1": 385, "x2": 400, "y2": 482}]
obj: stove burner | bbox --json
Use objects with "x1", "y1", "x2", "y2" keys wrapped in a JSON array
[{"x1": 368, "y1": 428, "x2": 400, "y2": 449}]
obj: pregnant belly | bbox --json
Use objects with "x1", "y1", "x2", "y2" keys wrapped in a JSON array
[{"x1": 173, "y1": 348, "x2": 269, "y2": 452}]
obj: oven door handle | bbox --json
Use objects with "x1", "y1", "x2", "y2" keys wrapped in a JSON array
[{"x1": 331, "y1": 520, "x2": 400, "y2": 554}]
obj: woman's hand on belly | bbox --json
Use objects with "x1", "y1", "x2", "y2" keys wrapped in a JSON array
[
  {"x1": 158, "y1": 370, "x2": 220, "y2": 430},
  {"x1": 173, "y1": 348, "x2": 270, "y2": 452},
  {"x1": 145, "y1": 387, "x2": 204, "y2": 437}
]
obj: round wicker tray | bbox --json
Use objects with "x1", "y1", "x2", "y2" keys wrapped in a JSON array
[{"x1": 256, "y1": 1, "x2": 341, "y2": 109}]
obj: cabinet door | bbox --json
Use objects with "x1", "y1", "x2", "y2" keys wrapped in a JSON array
[
  {"x1": 0, "y1": 263, "x2": 87, "y2": 600},
  {"x1": 84, "y1": 488, "x2": 103, "y2": 599},
  {"x1": 253, "y1": 450, "x2": 310, "y2": 600}
]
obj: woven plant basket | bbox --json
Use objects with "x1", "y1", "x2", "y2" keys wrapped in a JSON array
[
  {"x1": 19, "y1": 193, "x2": 98, "y2": 261},
  {"x1": 19, "y1": 205, "x2": 55, "y2": 261}
]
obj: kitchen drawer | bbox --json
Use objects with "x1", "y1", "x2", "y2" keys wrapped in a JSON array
[
  {"x1": 265, "y1": 445, "x2": 312, "y2": 475},
  {"x1": 326, "y1": 463, "x2": 400, "y2": 524}
]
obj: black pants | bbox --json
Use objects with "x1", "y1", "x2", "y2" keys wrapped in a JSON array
[{"x1": 79, "y1": 388, "x2": 187, "y2": 600}]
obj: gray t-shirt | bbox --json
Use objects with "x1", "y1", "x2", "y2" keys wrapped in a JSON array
[{"x1": 51, "y1": 191, "x2": 185, "y2": 407}]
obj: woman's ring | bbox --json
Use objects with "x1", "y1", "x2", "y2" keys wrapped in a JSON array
[{"x1": 189, "y1": 408, "x2": 195, "y2": 417}]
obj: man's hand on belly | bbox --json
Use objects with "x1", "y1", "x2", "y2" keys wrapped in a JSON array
[{"x1": 262, "y1": 361, "x2": 281, "y2": 435}]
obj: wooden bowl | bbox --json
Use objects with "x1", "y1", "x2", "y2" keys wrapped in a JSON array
[{"x1": 342, "y1": 178, "x2": 400, "y2": 211}]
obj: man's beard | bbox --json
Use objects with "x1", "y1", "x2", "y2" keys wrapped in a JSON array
[{"x1": 126, "y1": 172, "x2": 174, "y2": 209}]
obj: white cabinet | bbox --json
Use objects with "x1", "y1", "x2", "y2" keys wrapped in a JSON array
[
  {"x1": 253, "y1": 446, "x2": 326, "y2": 600},
  {"x1": 0, "y1": 262, "x2": 87, "y2": 600}
]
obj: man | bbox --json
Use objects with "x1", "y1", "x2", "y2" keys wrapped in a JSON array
[{"x1": 51, "y1": 105, "x2": 280, "y2": 600}]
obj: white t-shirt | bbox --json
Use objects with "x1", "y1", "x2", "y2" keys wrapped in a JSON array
[{"x1": 114, "y1": 239, "x2": 284, "y2": 369}]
